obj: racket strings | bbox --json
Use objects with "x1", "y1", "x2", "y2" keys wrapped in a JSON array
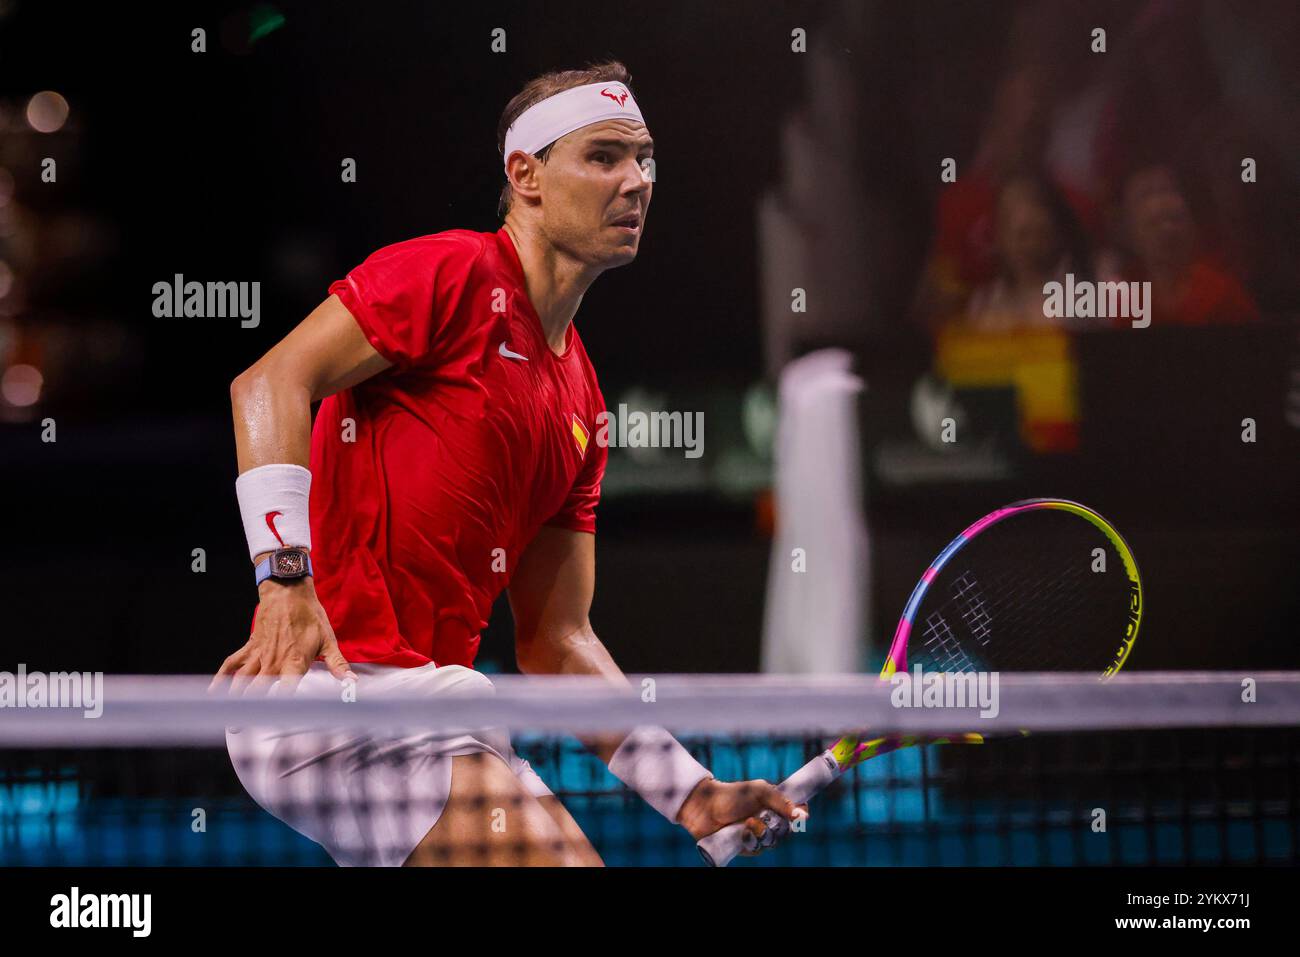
[
  {"x1": 919, "y1": 564, "x2": 1086, "y2": 671},
  {"x1": 978, "y1": 562, "x2": 1096, "y2": 669},
  {"x1": 919, "y1": 613, "x2": 976, "y2": 673},
  {"x1": 952, "y1": 571, "x2": 994, "y2": 646},
  {"x1": 909, "y1": 514, "x2": 1132, "y2": 674}
]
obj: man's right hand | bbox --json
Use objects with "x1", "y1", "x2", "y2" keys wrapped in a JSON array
[{"x1": 210, "y1": 577, "x2": 355, "y2": 697}]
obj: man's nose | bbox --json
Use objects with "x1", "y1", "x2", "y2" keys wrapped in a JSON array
[{"x1": 624, "y1": 159, "x2": 653, "y2": 191}]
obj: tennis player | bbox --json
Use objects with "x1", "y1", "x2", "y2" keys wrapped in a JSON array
[{"x1": 214, "y1": 61, "x2": 803, "y2": 866}]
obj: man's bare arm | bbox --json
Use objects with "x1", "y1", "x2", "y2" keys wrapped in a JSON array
[
  {"x1": 230, "y1": 294, "x2": 391, "y2": 473},
  {"x1": 509, "y1": 526, "x2": 622, "y2": 683},
  {"x1": 508, "y1": 526, "x2": 801, "y2": 841},
  {"x1": 214, "y1": 295, "x2": 391, "y2": 693}
]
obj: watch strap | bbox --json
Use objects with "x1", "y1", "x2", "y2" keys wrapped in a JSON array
[{"x1": 255, "y1": 550, "x2": 314, "y2": 586}]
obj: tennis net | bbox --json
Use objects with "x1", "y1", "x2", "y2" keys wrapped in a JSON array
[{"x1": 2, "y1": 672, "x2": 1297, "y2": 866}]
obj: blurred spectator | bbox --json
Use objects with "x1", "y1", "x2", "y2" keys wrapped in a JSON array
[
  {"x1": 1097, "y1": 166, "x2": 1259, "y2": 326},
  {"x1": 910, "y1": 0, "x2": 1300, "y2": 332},
  {"x1": 966, "y1": 174, "x2": 1093, "y2": 332},
  {"x1": 914, "y1": 67, "x2": 1047, "y2": 323},
  {"x1": 913, "y1": 62, "x2": 1103, "y2": 330},
  {"x1": 1095, "y1": 1, "x2": 1300, "y2": 308}
]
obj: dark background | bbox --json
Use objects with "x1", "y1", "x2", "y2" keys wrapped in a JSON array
[{"x1": 1, "y1": 0, "x2": 1296, "y2": 677}]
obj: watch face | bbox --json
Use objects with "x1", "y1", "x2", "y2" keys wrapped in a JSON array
[{"x1": 272, "y1": 549, "x2": 307, "y2": 578}]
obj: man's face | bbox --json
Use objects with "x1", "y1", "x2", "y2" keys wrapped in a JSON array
[
  {"x1": 535, "y1": 118, "x2": 653, "y2": 268},
  {"x1": 1124, "y1": 168, "x2": 1195, "y2": 271}
]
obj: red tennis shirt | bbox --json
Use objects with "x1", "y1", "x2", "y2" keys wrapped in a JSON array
[{"x1": 296, "y1": 227, "x2": 607, "y2": 668}]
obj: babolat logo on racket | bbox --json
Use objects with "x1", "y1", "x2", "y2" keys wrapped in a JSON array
[
  {"x1": 1106, "y1": 580, "x2": 1143, "y2": 677},
  {"x1": 888, "y1": 664, "x2": 1000, "y2": 719}
]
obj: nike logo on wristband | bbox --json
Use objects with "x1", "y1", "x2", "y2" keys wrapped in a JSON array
[
  {"x1": 499, "y1": 342, "x2": 529, "y2": 361},
  {"x1": 265, "y1": 511, "x2": 286, "y2": 548}
]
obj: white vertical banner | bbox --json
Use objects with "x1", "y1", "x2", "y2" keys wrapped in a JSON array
[{"x1": 761, "y1": 349, "x2": 871, "y2": 674}]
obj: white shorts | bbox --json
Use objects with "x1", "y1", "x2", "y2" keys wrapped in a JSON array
[{"x1": 225, "y1": 662, "x2": 553, "y2": 867}]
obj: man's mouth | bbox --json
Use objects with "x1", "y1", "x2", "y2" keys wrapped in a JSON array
[{"x1": 611, "y1": 213, "x2": 640, "y2": 230}]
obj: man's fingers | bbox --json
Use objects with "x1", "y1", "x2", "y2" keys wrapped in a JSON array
[
  {"x1": 229, "y1": 656, "x2": 263, "y2": 697},
  {"x1": 319, "y1": 635, "x2": 356, "y2": 684},
  {"x1": 739, "y1": 810, "x2": 789, "y2": 856},
  {"x1": 730, "y1": 781, "x2": 807, "y2": 858},
  {"x1": 243, "y1": 671, "x2": 279, "y2": 699},
  {"x1": 209, "y1": 647, "x2": 250, "y2": 692},
  {"x1": 759, "y1": 784, "x2": 805, "y2": 823},
  {"x1": 738, "y1": 779, "x2": 804, "y2": 824},
  {"x1": 273, "y1": 669, "x2": 305, "y2": 697},
  {"x1": 738, "y1": 816, "x2": 765, "y2": 857}
]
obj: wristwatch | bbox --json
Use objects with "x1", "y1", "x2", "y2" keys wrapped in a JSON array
[{"x1": 255, "y1": 546, "x2": 314, "y2": 586}]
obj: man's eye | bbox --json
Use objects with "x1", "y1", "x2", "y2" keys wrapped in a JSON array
[{"x1": 593, "y1": 153, "x2": 612, "y2": 164}]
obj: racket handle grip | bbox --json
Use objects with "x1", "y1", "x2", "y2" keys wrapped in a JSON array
[{"x1": 696, "y1": 750, "x2": 840, "y2": 867}]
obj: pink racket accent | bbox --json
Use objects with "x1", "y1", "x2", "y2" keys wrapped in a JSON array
[
  {"x1": 884, "y1": 620, "x2": 911, "y2": 675},
  {"x1": 697, "y1": 497, "x2": 1141, "y2": 867},
  {"x1": 960, "y1": 505, "x2": 1029, "y2": 539}
]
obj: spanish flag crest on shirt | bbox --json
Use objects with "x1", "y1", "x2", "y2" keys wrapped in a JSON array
[{"x1": 570, "y1": 413, "x2": 590, "y2": 458}]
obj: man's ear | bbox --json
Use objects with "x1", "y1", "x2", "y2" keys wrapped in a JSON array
[{"x1": 506, "y1": 151, "x2": 542, "y2": 203}]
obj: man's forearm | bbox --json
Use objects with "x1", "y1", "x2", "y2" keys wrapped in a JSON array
[
  {"x1": 231, "y1": 370, "x2": 315, "y2": 564},
  {"x1": 515, "y1": 625, "x2": 713, "y2": 827},
  {"x1": 517, "y1": 624, "x2": 629, "y2": 764},
  {"x1": 517, "y1": 623, "x2": 625, "y2": 681},
  {"x1": 231, "y1": 369, "x2": 314, "y2": 475},
  {"x1": 520, "y1": 628, "x2": 714, "y2": 825}
]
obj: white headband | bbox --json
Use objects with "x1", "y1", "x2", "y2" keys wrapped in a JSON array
[{"x1": 502, "y1": 81, "x2": 645, "y2": 172}]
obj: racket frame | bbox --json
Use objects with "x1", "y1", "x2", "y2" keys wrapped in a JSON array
[{"x1": 697, "y1": 497, "x2": 1142, "y2": 867}]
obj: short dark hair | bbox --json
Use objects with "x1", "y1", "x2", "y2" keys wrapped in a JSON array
[
  {"x1": 497, "y1": 60, "x2": 634, "y2": 220},
  {"x1": 995, "y1": 169, "x2": 1095, "y2": 281}
]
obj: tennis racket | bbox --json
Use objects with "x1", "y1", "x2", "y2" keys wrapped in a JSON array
[{"x1": 697, "y1": 497, "x2": 1142, "y2": 867}]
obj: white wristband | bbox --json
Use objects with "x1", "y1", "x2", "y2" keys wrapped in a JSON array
[
  {"x1": 607, "y1": 726, "x2": 712, "y2": 825},
  {"x1": 235, "y1": 463, "x2": 312, "y2": 561}
]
